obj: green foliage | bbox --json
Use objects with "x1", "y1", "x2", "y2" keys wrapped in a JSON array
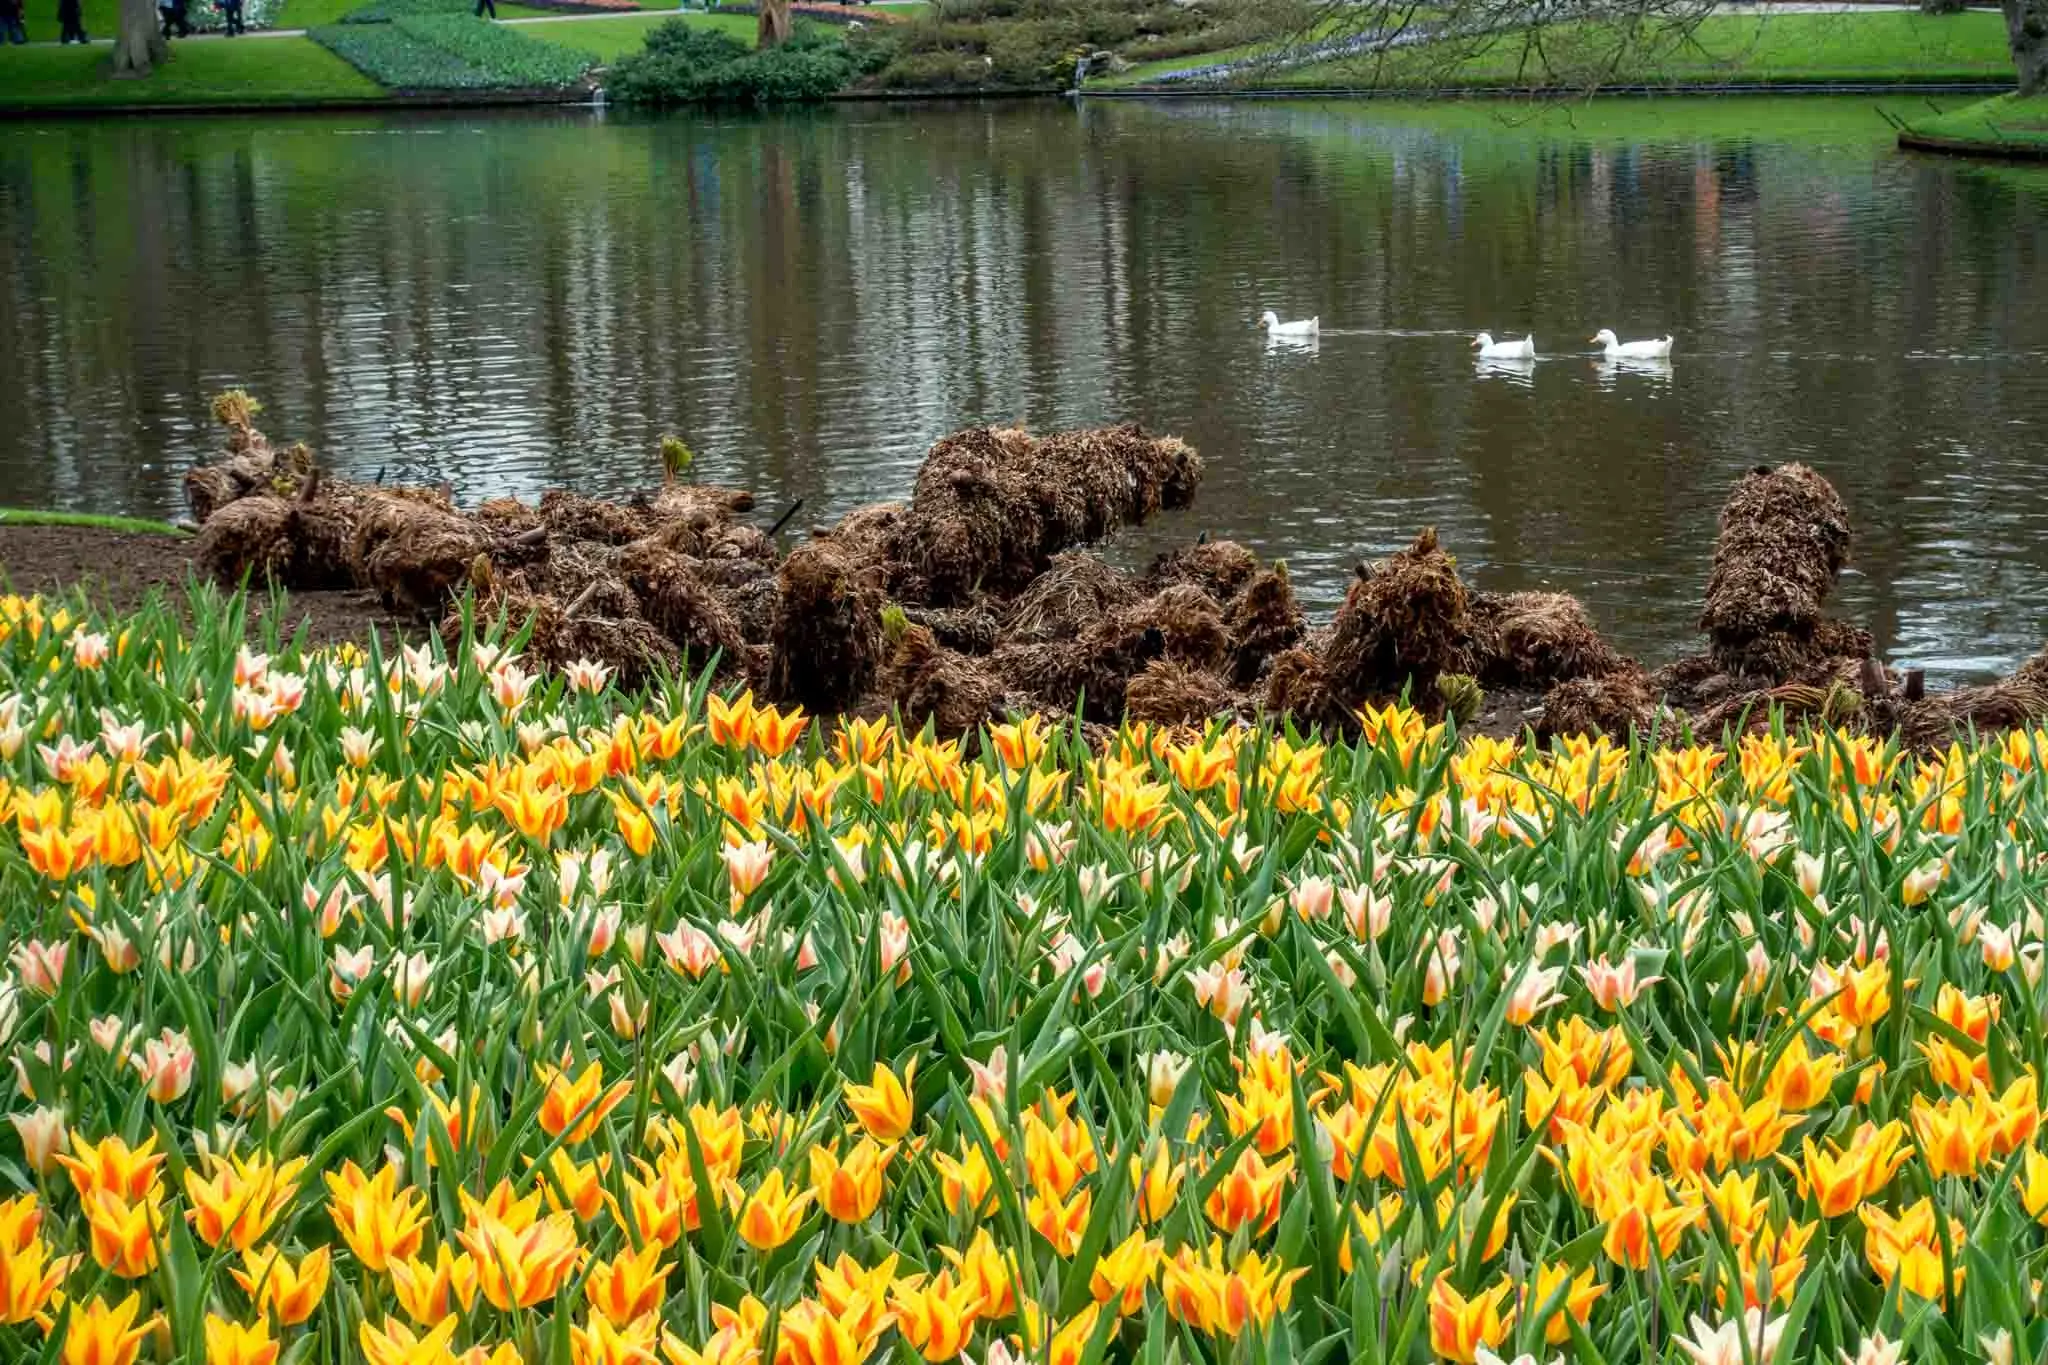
[
  {"x1": 659, "y1": 434, "x2": 695, "y2": 480},
  {"x1": 312, "y1": 21, "x2": 498, "y2": 85},
  {"x1": 1436, "y1": 672, "x2": 1483, "y2": 726},
  {"x1": 397, "y1": 13, "x2": 597, "y2": 82},
  {"x1": 875, "y1": 0, "x2": 1301, "y2": 89},
  {"x1": 605, "y1": 20, "x2": 867, "y2": 104},
  {"x1": 313, "y1": 12, "x2": 594, "y2": 87}
]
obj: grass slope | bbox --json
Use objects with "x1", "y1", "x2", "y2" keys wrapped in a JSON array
[
  {"x1": 1903, "y1": 91, "x2": 2048, "y2": 149},
  {"x1": 1101, "y1": 11, "x2": 2014, "y2": 90},
  {"x1": 522, "y1": 9, "x2": 754, "y2": 59},
  {"x1": 0, "y1": 510, "x2": 188, "y2": 536},
  {"x1": 0, "y1": 36, "x2": 386, "y2": 106}
]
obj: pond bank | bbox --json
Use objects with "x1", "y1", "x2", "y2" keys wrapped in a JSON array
[
  {"x1": 1, "y1": 6, "x2": 2021, "y2": 113},
  {"x1": 1896, "y1": 91, "x2": 2048, "y2": 157},
  {"x1": 13, "y1": 392, "x2": 2048, "y2": 753}
]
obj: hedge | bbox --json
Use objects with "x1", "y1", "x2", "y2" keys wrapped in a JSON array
[{"x1": 605, "y1": 20, "x2": 877, "y2": 102}]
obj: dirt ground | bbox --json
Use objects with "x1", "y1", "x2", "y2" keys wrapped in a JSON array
[{"x1": 0, "y1": 524, "x2": 411, "y2": 650}]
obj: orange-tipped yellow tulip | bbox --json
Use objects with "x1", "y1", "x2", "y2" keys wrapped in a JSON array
[
  {"x1": 60, "y1": 1293, "x2": 161, "y2": 1365},
  {"x1": 1529, "y1": 1261, "x2": 1607, "y2": 1346},
  {"x1": 891, "y1": 1269, "x2": 983, "y2": 1361},
  {"x1": 1426, "y1": 1273, "x2": 1515, "y2": 1364},
  {"x1": 185, "y1": 1152, "x2": 306, "y2": 1252},
  {"x1": 386, "y1": 1245, "x2": 479, "y2": 1325},
  {"x1": 84, "y1": 1190, "x2": 160, "y2": 1279},
  {"x1": 844, "y1": 1060, "x2": 916, "y2": 1141},
  {"x1": 813, "y1": 1252, "x2": 897, "y2": 1342},
  {"x1": 728, "y1": 1169, "x2": 813, "y2": 1252},
  {"x1": 1202, "y1": 1147, "x2": 1291, "y2": 1237},
  {"x1": 0, "y1": 1195, "x2": 74, "y2": 1328},
  {"x1": 1089, "y1": 1229, "x2": 1164, "y2": 1315},
  {"x1": 778, "y1": 1298, "x2": 887, "y2": 1365},
  {"x1": 584, "y1": 1239, "x2": 670, "y2": 1326},
  {"x1": 55, "y1": 1131, "x2": 164, "y2": 1205},
  {"x1": 537, "y1": 1060, "x2": 630, "y2": 1144},
  {"x1": 939, "y1": 1230, "x2": 1018, "y2": 1321},
  {"x1": 203, "y1": 1314, "x2": 279, "y2": 1365},
  {"x1": 360, "y1": 1314, "x2": 462, "y2": 1365},
  {"x1": 231, "y1": 1244, "x2": 331, "y2": 1327},
  {"x1": 457, "y1": 1208, "x2": 582, "y2": 1310},
  {"x1": 809, "y1": 1140, "x2": 894, "y2": 1225},
  {"x1": 932, "y1": 1144, "x2": 994, "y2": 1218},
  {"x1": 324, "y1": 1160, "x2": 428, "y2": 1275}
]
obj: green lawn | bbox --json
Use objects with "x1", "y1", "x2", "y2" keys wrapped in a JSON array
[
  {"x1": 21, "y1": 0, "x2": 117, "y2": 42},
  {"x1": 1903, "y1": 91, "x2": 2048, "y2": 149},
  {"x1": 517, "y1": 8, "x2": 751, "y2": 58},
  {"x1": 0, "y1": 510, "x2": 187, "y2": 536},
  {"x1": 1100, "y1": 11, "x2": 2014, "y2": 90},
  {"x1": 0, "y1": 35, "x2": 387, "y2": 105},
  {"x1": 16, "y1": 0, "x2": 552, "y2": 37}
]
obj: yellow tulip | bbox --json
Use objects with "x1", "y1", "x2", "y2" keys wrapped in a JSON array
[
  {"x1": 324, "y1": 1160, "x2": 428, "y2": 1274},
  {"x1": 231, "y1": 1244, "x2": 331, "y2": 1327},
  {"x1": 60, "y1": 1294, "x2": 161, "y2": 1365},
  {"x1": 809, "y1": 1139, "x2": 895, "y2": 1225},
  {"x1": 844, "y1": 1061, "x2": 916, "y2": 1141},
  {"x1": 727, "y1": 1169, "x2": 813, "y2": 1252},
  {"x1": 891, "y1": 1270, "x2": 983, "y2": 1361},
  {"x1": 203, "y1": 1314, "x2": 279, "y2": 1365}
]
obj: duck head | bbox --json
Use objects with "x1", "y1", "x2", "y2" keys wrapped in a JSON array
[
  {"x1": 1471, "y1": 333, "x2": 1494, "y2": 349},
  {"x1": 1259, "y1": 311, "x2": 1280, "y2": 330},
  {"x1": 1590, "y1": 329, "x2": 1619, "y2": 347}
]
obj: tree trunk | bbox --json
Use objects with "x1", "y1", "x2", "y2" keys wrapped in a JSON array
[
  {"x1": 111, "y1": 0, "x2": 166, "y2": 76},
  {"x1": 2010, "y1": 0, "x2": 2048, "y2": 92},
  {"x1": 757, "y1": 0, "x2": 790, "y2": 48}
]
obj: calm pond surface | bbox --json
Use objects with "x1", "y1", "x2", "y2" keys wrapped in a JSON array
[{"x1": 4, "y1": 98, "x2": 2048, "y2": 677}]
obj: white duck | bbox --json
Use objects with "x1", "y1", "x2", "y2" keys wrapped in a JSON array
[
  {"x1": 1260, "y1": 310, "x2": 1319, "y2": 338},
  {"x1": 1472, "y1": 332, "x2": 1535, "y2": 359},
  {"x1": 1591, "y1": 329, "x2": 1673, "y2": 359}
]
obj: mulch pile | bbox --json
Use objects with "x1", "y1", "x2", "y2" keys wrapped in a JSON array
[{"x1": 46, "y1": 395, "x2": 2048, "y2": 753}]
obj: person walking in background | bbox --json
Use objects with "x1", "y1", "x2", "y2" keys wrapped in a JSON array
[
  {"x1": 474, "y1": 0, "x2": 495, "y2": 19},
  {"x1": 1, "y1": 0, "x2": 28, "y2": 44},
  {"x1": 56, "y1": 0, "x2": 86, "y2": 41},
  {"x1": 220, "y1": 0, "x2": 244, "y2": 35}
]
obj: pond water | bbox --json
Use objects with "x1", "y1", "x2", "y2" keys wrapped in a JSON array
[{"x1": 4, "y1": 98, "x2": 2048, "y2": 678}]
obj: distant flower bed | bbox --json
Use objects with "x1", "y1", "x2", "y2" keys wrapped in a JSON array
[
  {"x1": 707, "y1": 1, "x2": 907, "y2": 23},
  {"x1": 507, "y1": 0, "x2": 644, "y2": 14},
  {"x1": 181, "y1": 0, "x2": 285, "y2": 32},
  {"x1": 313, "y1": 10, "x2": 596, "y2": 87}
]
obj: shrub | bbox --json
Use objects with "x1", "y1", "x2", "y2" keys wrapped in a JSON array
[
  {"x1": 606, "y1": 20, "x2": 862, "y2": 103},
  {"x1": 872, "y1": 46, "x2": 988, "y2": 86},
  {"x1": 873, "y1": 0, "x2": 1307, "y2": 88}
]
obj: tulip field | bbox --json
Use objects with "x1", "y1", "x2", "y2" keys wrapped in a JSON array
[{"x1": 3, "y1": 587, "x2": 2047, "y2": 1365}]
